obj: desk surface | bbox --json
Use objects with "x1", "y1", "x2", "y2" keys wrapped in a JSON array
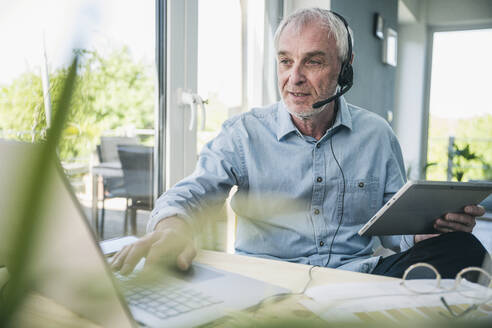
[
  {"x1": 8, "y1": 250, "x2": 394, "y2": 327},
  {"x1": 197, "y1": 250, "x2": 393, "y2": 291}
]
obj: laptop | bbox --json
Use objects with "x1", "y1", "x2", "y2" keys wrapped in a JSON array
[
  {"x1": 0, "y1": 140, "x2": 287, "y2": 327},
  {"x1": 358, "y1": 180, "x2": 492, "y2": 236}
]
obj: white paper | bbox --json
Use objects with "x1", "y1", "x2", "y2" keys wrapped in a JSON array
[{"x1": 300, "y1": 280, "x2": 491, "y2": 322}]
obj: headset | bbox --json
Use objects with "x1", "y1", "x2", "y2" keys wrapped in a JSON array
[{"x1": 312, "y1": 11, "x2": 353, "y2": 109}]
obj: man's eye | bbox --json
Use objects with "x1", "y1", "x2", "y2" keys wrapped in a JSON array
[
  {"x1": 307, "y1": 60, "x2": 321, "y2": 65},
  {"x1": 279, "y1": 59, "x2": 290, "y2": 64}
]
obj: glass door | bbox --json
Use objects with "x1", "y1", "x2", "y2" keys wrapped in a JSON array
[
  {"x1": 0, "y1": 0, "x2": 159, "y2": 240},
  {"x1": 193, "y1": 0, "x2": 243, "y2": 251},
  {"x1": 196, "y1": 0, "x2": 243, "y2": 154}
]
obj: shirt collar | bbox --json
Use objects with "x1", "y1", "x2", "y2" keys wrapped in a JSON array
[
  {"x1": 276, "y1": 96, "x2": 353, "y2": 141},
  {"x1": 333, "y1": 96, "x2": 353, "y2": 131},
  {"x1": 276, "y1": 101, "x2": 299, "y2": 141}
]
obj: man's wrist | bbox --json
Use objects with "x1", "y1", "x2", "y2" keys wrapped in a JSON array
[{"x1": 155, "y1": 216, "x2": 192, "y2": 235}]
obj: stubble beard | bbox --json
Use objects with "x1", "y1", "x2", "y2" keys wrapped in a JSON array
[{"x1": 285, "y1": 103, "x2": 327, "y2": 120}]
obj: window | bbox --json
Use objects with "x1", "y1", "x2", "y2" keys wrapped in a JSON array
[
  {"x1": 426, "y1": 28, "x2": 492, "y2": 182},
  {"x1": 196, "y1": 0, "x2": 242, "y2": 154},
  {"x1": 0, "y1": 0, "x2": 159, "y2": 240}
]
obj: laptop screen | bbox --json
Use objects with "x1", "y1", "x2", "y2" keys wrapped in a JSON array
[{"x1": 0, "y1": 140, "x2": 134, "y2": 327}]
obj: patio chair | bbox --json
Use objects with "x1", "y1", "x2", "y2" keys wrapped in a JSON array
[
  {"x1": 117, "y1": 144, "x2": 154, "y2": 235},
  {"x1": 97, "y1": 136, "x2": 139, "y2": 238}
]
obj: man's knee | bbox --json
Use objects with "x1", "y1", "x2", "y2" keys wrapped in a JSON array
[
  {"x1": 373, "y1": 232, "x2": 490, "y2": 279},
  {"x1": 438, "y1": 231, "x2": 487, "y2": 262},
  {"x1": 425, "y1": 232, "x2": 489, "y2": 277}
]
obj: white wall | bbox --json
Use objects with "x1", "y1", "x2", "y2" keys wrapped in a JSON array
[
  {"x1": 400, "y1": 0, "x2": 420, "y2": 19},
  {"x1": 394, "y1": 22, "x2": 428, "y2": 179},
  {"x1": 399, "y1": 0, "x2": 421, "y2": 23},
  {"x1": 425, "y1": 0, "x2": 492, "y2": 26}
]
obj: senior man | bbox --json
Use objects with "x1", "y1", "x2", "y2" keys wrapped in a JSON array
[{"x1": 112, "y1": 8, "x2": 488, "y2": 278}]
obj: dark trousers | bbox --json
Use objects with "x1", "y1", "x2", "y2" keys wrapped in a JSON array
[{"x1": 372, "y1": 232, "x2": 490, "y2": 280}]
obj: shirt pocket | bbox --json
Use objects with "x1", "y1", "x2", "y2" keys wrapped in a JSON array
[{"x1": 342, "y1": 177, "x2": 379, "y2": 225}]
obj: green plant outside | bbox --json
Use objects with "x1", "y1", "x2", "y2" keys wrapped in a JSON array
[
  {"x1": 427, "y1": 115, "x2": 492, "y2": 181},
  {"x1": 0, "y1": 47, "x2": 154, "y2": 162},
  {"x1": 0, "y1": 58, "x2": 78, "y2": 327}
]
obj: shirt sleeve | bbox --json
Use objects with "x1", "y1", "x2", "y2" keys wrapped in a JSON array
[
  {"x1": 380, "y1": 132, "x2": 415, "y2": 252},
  {"x1": 146, "y1": 120, "x2": 246, "y2": 233}
]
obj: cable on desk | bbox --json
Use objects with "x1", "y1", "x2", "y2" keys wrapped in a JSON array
[
  {"x1": 300, "y1": 264, "x2": 318, "y2": 294},
  {"x1": 248, "y1": 265, "x2": 319, "y2": 312}
]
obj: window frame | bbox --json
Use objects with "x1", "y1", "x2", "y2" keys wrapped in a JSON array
[
  {"x1": 167, "y1": 0, "x2": 198, "y2": 190},
  {"x1": 422, "y1": 23, "x2": 492, "y2": 179},
  {"x1": 155, "y1": 0, "x2": 167, "y2": 197}
]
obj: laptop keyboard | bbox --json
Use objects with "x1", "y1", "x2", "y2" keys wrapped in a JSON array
[{"x1": 115, "y1": 272, "x2": 223, "y2": 320}]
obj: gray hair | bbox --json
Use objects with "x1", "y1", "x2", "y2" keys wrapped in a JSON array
[{"x1": 274, "y1": 8, "x2": 354, "y2": 62}]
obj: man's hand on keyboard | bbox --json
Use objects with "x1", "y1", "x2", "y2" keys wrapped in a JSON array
[{"x1": 111, "y1": 216, "x2": 196, "y2": 275}]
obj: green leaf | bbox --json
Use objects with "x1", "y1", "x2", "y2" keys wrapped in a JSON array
[{"x1": 0, "y1": 57, "x2": 78, "y2": 326}]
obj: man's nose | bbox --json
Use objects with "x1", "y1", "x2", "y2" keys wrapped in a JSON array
[{"x1": 290, "y1": 63, "x2": 306, "y2": 85}]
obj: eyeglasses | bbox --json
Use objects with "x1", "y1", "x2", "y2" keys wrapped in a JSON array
[{"x1": 400, "y1": 262, "x2": 492, "y2": 318}]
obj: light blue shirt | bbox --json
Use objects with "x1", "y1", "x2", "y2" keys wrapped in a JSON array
[{"x1": 148, "y1": 97, "x2": 414, "y2": 274}]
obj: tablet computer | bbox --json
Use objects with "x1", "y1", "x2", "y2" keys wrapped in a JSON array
[{"x1": 358, "y1": 180, "x2": 492, "y2": 236}]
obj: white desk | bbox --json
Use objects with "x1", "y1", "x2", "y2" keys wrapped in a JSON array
[{"x1": 5, "y1": 250, "x2": 394, "y2": 327}]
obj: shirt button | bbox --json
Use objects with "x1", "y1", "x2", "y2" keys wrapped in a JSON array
[
  {"x1": 319, "y1": 241, "x2": 324, "y2": 246},
  {"x1": 317, "y1": 177, "x2": 323, "y2": 183},
  {"x1": 313, "y1": 209, "x2": 320, "y2": 215},
  {"x1": 358, "y1": 182, "x2": 364, "y2": 188},
  {"x1": 316, "y1": 143, "x2": 321, "y2": 148}
]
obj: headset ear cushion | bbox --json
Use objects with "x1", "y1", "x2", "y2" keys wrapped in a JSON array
[{"x1": 338, "y1": 63, "x2": 353, "y2": 87}]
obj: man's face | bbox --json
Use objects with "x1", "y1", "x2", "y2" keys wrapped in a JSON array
[{"x1": 277, "y1": 22, "x2": 340, "y2": 116}]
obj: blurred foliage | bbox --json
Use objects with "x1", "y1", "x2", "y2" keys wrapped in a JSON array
[
  {"x1": 0, "y1": 47, "x2": 154, "y2": 161},
  {"x1": 0, "y1": 58, "x2": 78, "y2": 327},
  {"x1": 450, "y1": 143, "x2": 482, "y2": 182},
  {"x1": 426, "y1": 114, "x2": 492, "y2": 181}
]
